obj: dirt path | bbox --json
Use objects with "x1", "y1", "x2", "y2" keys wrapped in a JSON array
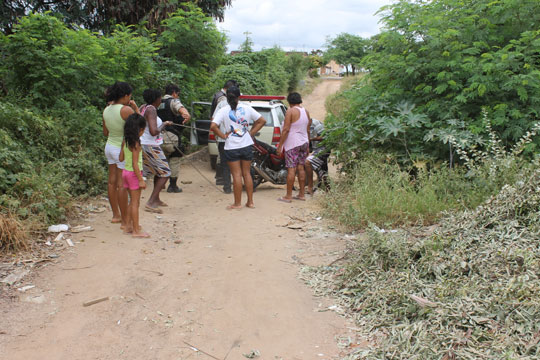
[
  {"x1": 302, "y1": 78, "x2": 343, "y2": 120},
  {"x1": 0, "y1": 79, "x2": 347, "y2": 360}
]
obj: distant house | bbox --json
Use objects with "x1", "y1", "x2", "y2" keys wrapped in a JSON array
[{"x1": 319, "y1": 60, "x2": 345, "y2": 76}]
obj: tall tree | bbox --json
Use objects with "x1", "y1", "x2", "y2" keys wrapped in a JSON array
[
  {"x1": 239, "y1": 30, "x2": 254, "y2": 53},
  {"x1": 0, "y1": 0, "x2": 232, "y2": 34},
  {"x1": 324, "y1": 33, "x2": 368, "y2": 75}
]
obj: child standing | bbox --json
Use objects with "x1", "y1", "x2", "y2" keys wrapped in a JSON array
[{"x1": 119, "y1": 114, "x2": 150, "y2": 238}]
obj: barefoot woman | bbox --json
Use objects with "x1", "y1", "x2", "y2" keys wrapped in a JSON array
[
  {"x1": 210, "y1": 86, "x2": 266, "y2": 209},
  {"x1": 103, "y1": 82, "x2": 139, "y2": 227}
]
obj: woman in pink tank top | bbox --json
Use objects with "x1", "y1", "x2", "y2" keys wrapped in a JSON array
[{"x1": 277, "y1": 92, "x2": 312, "y2": 202}]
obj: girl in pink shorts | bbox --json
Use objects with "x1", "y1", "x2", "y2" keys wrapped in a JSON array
[{"x1": 119, "y1": 114, "x2": 150, "y2": 238}]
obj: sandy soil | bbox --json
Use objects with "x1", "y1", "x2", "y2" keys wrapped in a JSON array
[
  {"x1": 0, "y1": 79, "x2": 348, "y2": 360},
  {"x1": 303, "y1": 78, "x2": 343, "y2": 121}
]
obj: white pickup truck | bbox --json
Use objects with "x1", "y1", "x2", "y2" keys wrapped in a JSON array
[{"x1": 190, "y1": 95, "x2": 287, "y2": 168}]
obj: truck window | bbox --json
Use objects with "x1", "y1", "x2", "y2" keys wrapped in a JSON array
[
  {"x1": 252, "y1": 108, "x2": 273, "y2": 126},
  {"x1": 276, "y1": 106, "x2": 285, "y2": 126}
]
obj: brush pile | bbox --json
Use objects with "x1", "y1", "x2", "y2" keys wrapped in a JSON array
[{"x1": 303, "y1": 167, "x2": 540, "y2": 358}]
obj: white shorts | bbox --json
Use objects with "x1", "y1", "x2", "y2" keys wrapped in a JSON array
[{"x1": 104, "y1": 143, "x2": 125, "y2": 169}]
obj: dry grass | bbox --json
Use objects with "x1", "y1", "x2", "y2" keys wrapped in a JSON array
[{"x1": 0, "y1": 211, "x2": 29, "y2": 253}]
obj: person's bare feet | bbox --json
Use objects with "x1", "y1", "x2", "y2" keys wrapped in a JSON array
[
  {"x1": 226, "y1": 204, "x2": 242, "y2": 210},
  {"x1": 111, "y1": 218, "x2": 121, "y2": 224},
  {"x1": 245, "y1": 203, "x2": 255, "y2": 209},
  {"x1": 293, "y1": 195, "x2": 306, "y2": 201},
  {"x1": 132, "y1": 230, "x2": 150, "y2": 238},
  {"x1": 277, "y1": 196, "x2": 292, "y2": 203},
  {"x1": 157, "y1": 200, "x2": 168, "y2": 207}
]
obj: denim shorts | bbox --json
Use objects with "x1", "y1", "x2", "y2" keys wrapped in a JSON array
[{"x1": 224, "y1": 145, "x2": 253, "y2": 162}]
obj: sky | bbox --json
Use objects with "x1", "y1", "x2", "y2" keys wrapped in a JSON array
[{"x1": 217, "y1": 0, "x2": 395, "y2": 52}]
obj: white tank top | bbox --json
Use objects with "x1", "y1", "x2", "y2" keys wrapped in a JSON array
[{"x1": 139, "y1": 104, "x2": 163, "y2": 146}]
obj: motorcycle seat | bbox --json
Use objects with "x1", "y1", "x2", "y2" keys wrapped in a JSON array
[
  {"x1": 270, "y1": 153, "x2": 284, "y2": 166},
  {"x1": 253, "y1": 142, "x2": 268, "y2": 155},
  {"x1": 254, "y1": 139, "x2": 277, "y2": 155}
]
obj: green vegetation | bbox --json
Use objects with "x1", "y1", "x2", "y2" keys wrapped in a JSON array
[
  {"x1": 323, "y1": 154, "x2": 523, "y2": 228},
  {"x1": 306, "y1": 160, "x2": 540, "y2": 358},
  {"x1": 0, "y1": 0, "x2": 232, "y2": 34},
  {"x1": 0, "y1": 7, "x2": 227, "y2": 228},
  {"x1": 313, "y1": 0, "x2": 540, "y2": 357},
  {"x1": 324, "y1": 33, "x2": 368, "y2": 76},
  {"x1": 321, "y1": 0, "x2": 540, "y2": 227},
  {"x1": 325, "y1": 0, "x2": 540, "y2": 168},
  {"x1": 214, "y1": 46, "x2": 313, "y2": 95}
]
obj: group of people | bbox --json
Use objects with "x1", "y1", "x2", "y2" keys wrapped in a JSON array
[
  {"x1": 103, "y1": 82, "x2": 190, "y2": 238},
  {"x1": 103, "y1": 79, "x2": 327, "y2": 236},
  {"x1": 209, "y1": 82, "x2": 327, "y2": 209}
]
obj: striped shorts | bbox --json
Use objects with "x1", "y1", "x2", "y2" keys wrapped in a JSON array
[{"x1": 142, "y1": 145, "x2": 171, "y2": 178}]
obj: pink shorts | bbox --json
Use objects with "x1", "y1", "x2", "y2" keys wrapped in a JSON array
[{"x1": 122, "y1": 170, "x2": 142, "y2": 190}]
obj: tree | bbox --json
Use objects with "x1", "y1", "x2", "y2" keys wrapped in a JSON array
[
  {"x1": 239, "y1": 30, "x2": 254, "y2": 53},
  {"x1": 324, "y1": 33, "x2": 368, "y2": 75},
  {"x1": 0, "y1": 0, "x2": 232, "y2": 34},
  {"x1": 159, "y1": 4, "x2": 226, "y2": 70}
]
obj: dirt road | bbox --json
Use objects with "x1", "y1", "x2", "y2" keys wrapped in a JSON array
[
  {"x1": 303, "y1": 78, "x2": 342, "y2": 120},
  {"x1": 1, "y1": 79, "x2": 346, "y2": 360}
]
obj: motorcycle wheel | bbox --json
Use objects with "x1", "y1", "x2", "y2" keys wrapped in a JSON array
[{"x1": 251, "y1": 168, "x2": 263, "y2": 191}]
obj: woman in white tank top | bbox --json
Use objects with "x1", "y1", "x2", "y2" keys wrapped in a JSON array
[{"x1": 139, "y1": 89, "x2": 173, "y2": 213}]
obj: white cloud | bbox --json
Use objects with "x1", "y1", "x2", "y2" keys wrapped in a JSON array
[{"x1": 217, "y1": 0, "x2": 394, "y2": 52}]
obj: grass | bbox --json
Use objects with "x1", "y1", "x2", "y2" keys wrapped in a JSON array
[
  {"x1": 296, "y1": 75, "x2": 323, "y2": 96},
  {"x1": 321, "y1": 154, "x2": 523, "y2": 229},
  {"x1": 0, "y1": 211, "x2": 28, "y2": 252},
  {"x1": 325, "y1": 74, "x2": 364, "y2": 119}
]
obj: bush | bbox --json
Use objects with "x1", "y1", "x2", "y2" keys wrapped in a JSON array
[
  {"x1": 211, "y1": 63, "x2": 265, "y2": 95},
  {"x1": 325, "y1": 0, "x2": 540, "y2": 167},
  {"x1": 0, "y1": 100, "x2": 106, "y2": 225},
  {"x1": 2, "y1": 14, "x2": 157, "y2": 109},
  {"x1": 322, "y1": 148, "x2": 524, "y2": 229}
]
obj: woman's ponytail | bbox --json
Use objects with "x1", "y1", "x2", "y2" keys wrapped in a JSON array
[{"x1": 226, "y1": 86, "x2": 241, "y2": 111}]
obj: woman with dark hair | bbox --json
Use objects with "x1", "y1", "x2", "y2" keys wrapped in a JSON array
[
  {"x1": 276, "y1": 92, "x2": 312, "y2": 202},
  {"x1": 119, "y1": 113, "x2": 149, "y2": 238},
  {"x1": 103, "y1": 81, "x2": 139, "y2": 227},
  {"x1": 139, "y1": 89, "x2": 173, "y2": 213},
  {"x1": 210, "y1": 86, "x2": 266, "y2": 209}
]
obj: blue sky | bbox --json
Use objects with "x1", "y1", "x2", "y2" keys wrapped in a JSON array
[{"x1": 217, "y1": 0, "x2": 395, "y2": 52}]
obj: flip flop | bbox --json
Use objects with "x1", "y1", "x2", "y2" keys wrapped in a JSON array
[
  {"x1": 277, "y1": 197, "x2": 292, "y2": 203},
  {"x1": 293, "y1": 195, "x2": 306, "y2": 201},
  {"x1": 158, "y1": 201, "x2": 168, "y2": 207},
  {"x1": 245, "y1": 203, "x2": 255, "y2": 209},
  {"x1": 226, "y1": 205, "x2": 242, "y2": 210},
  {"x1": 132, "y1": 232, "x2": 151, "y2": 238},
  {"x1": 144, "y1": 205, "x2": 163, "y2": 214}
]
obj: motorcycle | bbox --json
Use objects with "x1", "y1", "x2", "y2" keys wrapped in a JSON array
[
  {"x1": 250, "y1": 139, "x2": 329, "y2": 191},
  {"x1": 250, "y1": 139, "x2": 288, "y2": 189}
]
